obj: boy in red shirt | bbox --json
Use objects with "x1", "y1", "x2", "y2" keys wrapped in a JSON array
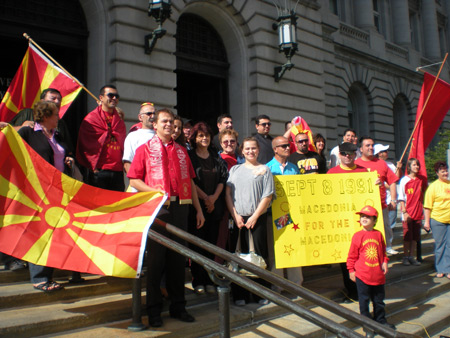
[{"x1": 347, "y1": 206, "x2": 396, "y2": 334}]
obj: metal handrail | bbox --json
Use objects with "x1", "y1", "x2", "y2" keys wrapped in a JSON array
[
  {"x1": 147, "y1": 226, "x2": 364, "y2": 338},
  {"x1": 152, "y1": 218, "x2": 420, "y2": 338}
]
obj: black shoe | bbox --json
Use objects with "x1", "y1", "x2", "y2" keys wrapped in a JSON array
[
  {"x1": 384, "y1": 322, "x2": 396, "y2": 330},
  {"x1": 148, "y1": 315, "x2": 163, "y2": 327},
  {"x1": 170, "y1": 311, "x2": 195, "y2": 322}
]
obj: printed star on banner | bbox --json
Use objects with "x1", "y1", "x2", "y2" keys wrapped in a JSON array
[
  {"x1": 331, "y1": 249, "x2": 342, "y2": 261},
  {"x1": 292, "y1": 223, "x2": 299, "y2": 231},
  {"x1": 284, "y1": 244, "x2": 294, "y2": 256}
]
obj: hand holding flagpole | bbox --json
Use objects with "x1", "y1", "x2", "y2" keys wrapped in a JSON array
[{"x1": 23, "y1": 33, "x2": 98, "y2": 103}]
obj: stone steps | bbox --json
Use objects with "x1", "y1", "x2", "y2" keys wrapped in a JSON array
[
  {"x1": 0, "y1": 231, "x2": 440, "y2": 337},
  {"x1": 37, "y1": 255, "x2": 449, "y2": 338}
]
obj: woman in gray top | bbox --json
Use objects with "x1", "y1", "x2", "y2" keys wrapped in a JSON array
[{"x1": 225, "y1": 136, "x2": 275, "y2": 306}]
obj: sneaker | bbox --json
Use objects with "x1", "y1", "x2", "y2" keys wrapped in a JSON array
[
  {"x1": 408, "y1": 257, "x2": 421, "y2": 266},
  {"x1": 386, "y1": 248, "x2": 399, "y2": 255},
  {"x1": 402, "y1": 257, "x2": 411, "y2": 266},
  {"x1": 194, "y1": 285, "x2": 205, "y2": 294},
  {"x1": 205, "y1": 285, "x2": 216, "y2": 294},
  {"x1": 235, "y1": 299, "x2": 246, "y2": 306}
]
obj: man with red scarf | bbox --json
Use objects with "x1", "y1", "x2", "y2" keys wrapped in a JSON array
[
  {"x1": 76, "y1": 85, "x2": 126, "y2": 191},
  {"x1": 128, "y1": 108, "x2": 205, "y2": 328}
]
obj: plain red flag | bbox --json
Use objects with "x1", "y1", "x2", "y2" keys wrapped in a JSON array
[
  {"x1": 0, "y1": 44, "x2": 81, "y2": 122},
  {"x1": 0, "y1": 125, "x2": 167, "y2": 278},
  {"x1": 409, "y1": 72, "x2": 450, "y2": 177}
]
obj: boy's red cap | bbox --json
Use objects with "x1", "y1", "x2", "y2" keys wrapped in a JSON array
[{"x1": 356, "y1": 205, "x2": 378, "y2": 217}]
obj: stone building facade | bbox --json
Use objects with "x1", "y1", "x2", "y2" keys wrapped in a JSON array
[{"x1": 0, "y1": 0, "x2": 449, "y2": 159}]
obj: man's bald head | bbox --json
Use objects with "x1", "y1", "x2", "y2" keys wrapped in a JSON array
[{"x1": 272, "y1": 136, "x2": 289, "y2": 149}]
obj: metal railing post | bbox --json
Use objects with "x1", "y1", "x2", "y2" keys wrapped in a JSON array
[
  {"x1": 128, "y1": 277, "x2": 146, "y2": 331},
  {"x1": 217, "y1": 285, "x2": 231, "y2": 338}
]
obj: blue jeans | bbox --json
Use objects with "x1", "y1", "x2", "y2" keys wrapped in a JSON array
[{"x1": 430, "y1": 219, "x2": 450, "y2": 274}]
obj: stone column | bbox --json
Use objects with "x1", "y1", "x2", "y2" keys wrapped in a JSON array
[
  {"x1": 353, "y1": 0, "x2": 374, "y2": 30},
  {"x1": 422, "y1": 0, "x2": 441, "y2": 60},
  {"x1": 391, "y1": 0, "x2": 410, "y2": 46}
]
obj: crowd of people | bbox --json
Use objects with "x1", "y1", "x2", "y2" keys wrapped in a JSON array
[{"x1": 1, "y1": 84, "x2": 450, "y2": 331}]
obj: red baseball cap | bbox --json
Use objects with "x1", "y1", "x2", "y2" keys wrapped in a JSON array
[{"x1": 356, "y1": 205, "x2": 378, "y2": 217}]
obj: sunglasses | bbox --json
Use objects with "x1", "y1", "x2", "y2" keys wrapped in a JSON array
[
  {"x1": 340, "y1": 151, "x2": 355, "y2": 156},
  {"x1": 259, "y1": 122, "x2": 271, "y2": 127},
  {"x1": 222, "y1": 140, "x2": 236, "y2": 145},
  {"x1": 276, "y1": 144, "x2": 290, "y2": 149},
  {"x1": 106, "y1": 93, "x2": 120, "y2": 99},
  {"x1": 141, "y1": 112, "x2": 155, "y2": 116},
  {"x1": 296, "y1": 139, "x2": 309, "y2": 144}
]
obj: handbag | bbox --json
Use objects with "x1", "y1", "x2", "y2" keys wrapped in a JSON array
[{"x1": 228, "y1": 228, "x2": 267, "y2": 278}]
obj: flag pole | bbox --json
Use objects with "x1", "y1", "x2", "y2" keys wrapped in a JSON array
[
  {"x1": 23, "y1": 33, "x2": 98, "y2": 102},
  {"x1": 397, "y1": 53, "x2": 448, "y2": 165}
]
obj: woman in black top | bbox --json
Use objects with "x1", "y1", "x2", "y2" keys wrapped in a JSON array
[{"x1": 188, "y1": 122, "x2": 228, "y2": 294}]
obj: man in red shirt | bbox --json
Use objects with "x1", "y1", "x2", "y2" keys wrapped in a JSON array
[
  {"x1": 355, "y1": 137, "x2": 399, "y2": 255},
  {"x1": 76, "y1": 85, "x2": 126, "y2": 191},
  {"x1": 128, "y1": 108, "x2": 204, "y2": 328}
]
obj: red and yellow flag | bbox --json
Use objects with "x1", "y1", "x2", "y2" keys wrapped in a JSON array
[
  {"x1": 409, "y1": 72, "x2": 450, "y2": 178},
  {"x1": 0, "y1": 44, "x2": 82, "y2": 122},
  {"x1": 0, "y1": 125, "x2": 167, "y2": 278}
]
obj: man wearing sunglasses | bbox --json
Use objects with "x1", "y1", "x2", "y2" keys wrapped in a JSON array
[
  {"x1": 328, "y1": 142, "x2": 368, "y2": 303},
  {"x1": 254, "y1": 114, "x2": 274, "y2": 164},
  {"x1": 123, "y1": 102, "x2": 156, "y2": 175},
  {"x1": 288, "y1": 132, "x2": 327, "y2": 174},
  {"x1": 266, "y1": 136, "x2": 303, "y2": 293},
  {"x1": 76, "y1": 85, "x2": 126, "y2": 192}
]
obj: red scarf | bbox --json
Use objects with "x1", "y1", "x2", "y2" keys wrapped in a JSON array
[{"x1": 145, "y1": 136, "x2": 192, "y2": 204}]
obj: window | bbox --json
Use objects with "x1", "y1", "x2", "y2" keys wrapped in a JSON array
[
  {"x1": 373, "y1": 0, "x2": 381, "y2": 33},
  {"x1": 348, "y1": 84, "x2": 370, "y2": 137}
]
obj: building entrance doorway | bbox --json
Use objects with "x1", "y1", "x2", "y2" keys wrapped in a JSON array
[{"x1": 175, "y1": 13, "x2": 229, "y2": 133}]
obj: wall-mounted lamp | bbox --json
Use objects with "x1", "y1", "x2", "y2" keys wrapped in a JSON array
[
  {"x1": 144, "y1": 0, "x2": 172, "y2": 55},
  {"x1": 273, "y1": 9, "x2": 298, "y2": 82}
]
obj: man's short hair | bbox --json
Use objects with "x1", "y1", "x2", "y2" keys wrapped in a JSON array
[
  {"x1": 40, "y1": 88, "x2": 61, "y2": 100},
  {"x1": 343, "y1": 128, "x2": 356, "y2": 136},
  {"x1": 359, "y1": 136, "x2": 373, "y2": 146},
  {"x1": 217, "y1": 114, "x2": 232, "y2": 124},
  {"x1": 255, "y1": 114, "x2": 270, "y2": 125},
  {"x1": 100, "y1": 84, "x2": 117, "y2": 95},
  {"x1": 154, "y1": 108, "x2": 174, "y2": 122}
]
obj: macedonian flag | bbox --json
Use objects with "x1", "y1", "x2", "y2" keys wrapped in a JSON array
[
  {"x1": 0, "y1": 43, "x2": 82, "y2": 122},
  {"x1": 0, "y1": 125, "x2": 167, "y2": 278}
]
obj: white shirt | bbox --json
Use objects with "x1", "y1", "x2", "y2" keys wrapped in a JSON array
[{"x1": 122, "y1": 128, "x2": 155, "y2": 163}]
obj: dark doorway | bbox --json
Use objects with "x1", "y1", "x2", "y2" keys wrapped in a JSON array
[
  {"x1": 175, "y1": 14, "x2": 229, "y2": 133},
  {"x1": 0, "y1": 0, "x2": 88, "y2": 151}
]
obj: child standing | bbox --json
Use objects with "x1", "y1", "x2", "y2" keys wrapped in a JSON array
[{"x1": 347, "y1": 205, "x2": 396, "y2": 334}]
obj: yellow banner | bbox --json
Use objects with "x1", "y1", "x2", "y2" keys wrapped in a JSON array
[{"x1": 272, "y1": 172, "x2": 383, "y2": 268}]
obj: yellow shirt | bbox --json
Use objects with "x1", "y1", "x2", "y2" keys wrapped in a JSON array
[{"x1": 424, "y1": 179, "x2": 450, "y2": 223}]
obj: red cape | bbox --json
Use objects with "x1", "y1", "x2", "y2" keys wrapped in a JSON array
[{"x1": 76, "y1": 105, "x2": 126, "y2": 171}]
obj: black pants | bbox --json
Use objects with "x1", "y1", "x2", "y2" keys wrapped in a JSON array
[
  {"x1": 230, "y1": 213, "x2": 270, "y2": 302},
  {"x1": 188, "y1": 212, "x2": 220, "y2": 288},
  {"x1": 146, "y1": 201, "x2": 188, "y2": 318},
  {"x1": 87, "y1": 169, "x2": 124, "y2": 192},
  {"x1": 355, "y1": 277, "x2": 387, "y2": 324}
]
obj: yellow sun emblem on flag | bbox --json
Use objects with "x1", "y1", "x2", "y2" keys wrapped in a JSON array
[{"x1": 364, "y1": 244, "x2": 378, "y2": 261}]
